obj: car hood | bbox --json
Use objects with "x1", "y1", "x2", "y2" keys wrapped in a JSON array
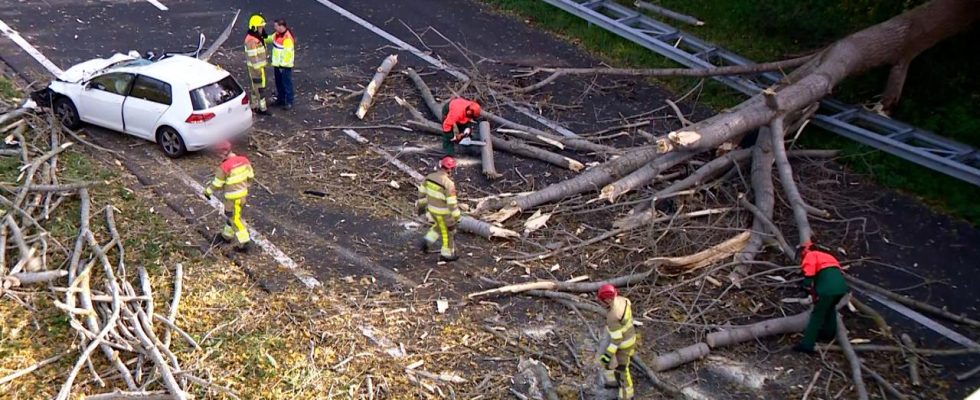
[{"x1": 57, "y1": 53, "x2": 136, "y2": 83}]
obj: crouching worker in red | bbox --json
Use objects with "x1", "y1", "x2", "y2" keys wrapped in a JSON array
[
  {"x1": 203, "y1": 140, "x2": 255, "y2": 252},
  {"x1": 441, "y1": 98, "x2": 482, "y2": 156},
  {"x1": 793, "y1": 241, "x2": 850, "y2": 353}
]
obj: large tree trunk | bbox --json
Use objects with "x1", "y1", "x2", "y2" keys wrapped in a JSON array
[{"x1": 485, "y1": 0, "x2": 980, "y2": 214}]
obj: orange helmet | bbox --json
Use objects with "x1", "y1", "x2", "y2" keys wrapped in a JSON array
[
  {"x1": 466, "y1": 102, "x2": 481, "y2": 118},
  {"x1": 212, "y1": 140, "x2": 232, "y2": 154},
  {"x1": 597, "y1": 284, "x2": 617, "y2": 302},
  {"x1": 439, "y1": 156, "x2": 457, "y2": 170}
]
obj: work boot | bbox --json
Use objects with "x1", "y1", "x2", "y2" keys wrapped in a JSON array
[
  {"x1": 439, "y1": 254, "x2": 459, "y2": 262},
  {"x1": 792, "y1": 343, "x2": 816, "y2": 354},
  {"x1": 284, "y1": 103, "x2": 293, "y2": 111},
  {"x1": 418, "y1": 239, "x2": 430, "y2": 253},
  {"x1": 235, "y1": 242, "x2": 252, "y2": 254}
]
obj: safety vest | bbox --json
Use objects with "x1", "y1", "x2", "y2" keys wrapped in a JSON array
[
  {"x1": 271, "y1": 30, "x2": 295, "y2": 68},
  {"x1": 244, "y1": 34, "x2": 267, "y2": 70},
  {"x1": 210, "y1": 155, "x2": 254, "y2": 200},
  {"x1": 605, "y1": 296, "x2": 637, "y2": 355},
  {"x1": 800, "y1": 249, "x2": 840, "y2": 278},
  {"x1": 419, "y1": 170, "x2": 460, "y2": 219}
]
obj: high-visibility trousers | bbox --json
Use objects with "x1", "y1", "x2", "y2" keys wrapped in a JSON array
[
  {"x1": 221, "y1": 197, "x2": 250, "y2": 245},
  {"x1": 423, "y1": 214, "x2": 455, "y2": 258},
  {"x1": 247, "y1": 67, "x2": 268, "y2": 112},
  {"x1": 602, "y1": 348, "x2": 635, "y2": 400}
]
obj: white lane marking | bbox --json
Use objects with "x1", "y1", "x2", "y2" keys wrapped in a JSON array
[
  {"x1": 313, "y1": 0, "x2": 468, "y2": 81},
  {"x1": 312, "y1": 0, "x2": 580, "y2": 137},
  {"x1": 0, "y1": 18, "x2": 64, "y2": 75},
  {"x1": 163, "y1": 157, "x2": 322, "y2": 288},
  {"x1": 146, "y1": 0, "x2": 169, "y2": 11},
  {"x1": 0, "y1": 18, "x2": 318, "y2": 288},
  {"x1": 865, "y1": 292, "x2": 979, "y2": 349}
]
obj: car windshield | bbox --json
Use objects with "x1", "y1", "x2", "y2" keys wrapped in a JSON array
[{"x1": 189, "y1": 76, "x2": 243, "y2": 110}]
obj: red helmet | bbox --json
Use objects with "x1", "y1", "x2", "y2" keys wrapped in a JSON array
[
  {"x1": 597, "y1": 284, "x2": 617, "y2": 302},
  {"x1": 467, "y1": 102, "x2": 481, "y2": 118},
  {"x1": 439, "y1": 156, "x2": 457, "y2": 170},
  {"x1": 212, "y1": 140, "x2": 232, "y2": 154}
]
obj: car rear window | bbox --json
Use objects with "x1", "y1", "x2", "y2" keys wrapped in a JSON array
[{"x1": 189, "y1": 76, "x2": 243, "y2": 110}]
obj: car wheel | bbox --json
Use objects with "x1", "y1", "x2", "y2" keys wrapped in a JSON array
[
  {"x1": 157, "y1": 127, "x2": 187, "y2": 158},
  {"x1": 54, "y1": 97, "x2": 81, "y2": 129}
]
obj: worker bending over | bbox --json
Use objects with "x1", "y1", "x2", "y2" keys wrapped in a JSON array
[
  {"x1": 794, "y1": 241, "x2": 850, "y2": 353},
  {"x1": 244, "y1": 14, "x2": 272, "y2": 114},
  {"x1": 598, "y1": 284, "x2": 638, "y2": 399},
  {"x1": 416, "y1": 156, "x2": 461, "y2": 262},
  {"x1": 204, "y1": 140, "x2": 255, "y2": 251},
  {"x1": 441, "y1": 98, "x2": 482, "y2": 156}
]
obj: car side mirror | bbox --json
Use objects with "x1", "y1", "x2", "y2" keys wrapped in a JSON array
[{"x1": 83, "y1": 82, "x2": 92, "y2": 90}]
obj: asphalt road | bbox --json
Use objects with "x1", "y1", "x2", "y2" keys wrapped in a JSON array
[{"x1": 2, "y1": 0, "x2": 979, "y2": 397}]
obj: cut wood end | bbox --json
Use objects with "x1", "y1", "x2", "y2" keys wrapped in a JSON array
[
  {"x1": 489, "y1": 226, "x2": 520, "y2": 239},
  {"x1": 668, "y1": 130, "x2": 701, "y2": 146},
  {"x1": 566, "y1": 159, "x2": 585, "y2": 172},
  {"x1": 598, "y1": 184, "x2": 618, "y2": 203}
]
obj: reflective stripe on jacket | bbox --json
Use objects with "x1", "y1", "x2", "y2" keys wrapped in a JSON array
[
  {"x1": 417, "y1": 170, "x2": 460, "y2": 219},
  {"x1": 244, "y1": 34, "x2": 268, "y2": 70},
  {"x1": 210, "y1": 155, "x2": 255, "y2": 200},
  {"x1": 605, "y1": 296, "x2": 637, "y2": 355},
  {"x1": 271, "y1": 30, "x2": 295, "y2": 68}
]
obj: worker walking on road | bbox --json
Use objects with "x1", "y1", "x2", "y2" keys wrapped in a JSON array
[
  {"x1": 441, "y1": 98, "x2": 482, "y2": 156},
  {"x1": 598, "y1": 284, "x2": 637, "y2": 400},
  {"x1": 204, "y1": 140, "x2": 255, "y2": 251},
  {"x1": 271, "y1": 19, "x2": 296, "y2": 110},
  {"x1": 793, "y1": 241, "x2": 850, "y2": 353},
  {"x1": 244, "y1": 14, "x2": 271, "y2": 114},
  {"x1": 416, "y1": 156, "x2": 461, "y2": 262}
]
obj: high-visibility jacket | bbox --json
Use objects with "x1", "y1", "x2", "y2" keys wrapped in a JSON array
[
  {"x1": 210, "y1": 154, "x2": 254, "y2": 200},
  {"x1": 417, "y1": 170, "x2": 460, "y2": 221},
  {"x1": 605, "y1": 296, "x2": 637, "y2": 356},
  {"x1": 244, "y1": 34, "x2": 268, "y2": 85},
  {"x1": 271, "y1": 30, "x2": 295, "y2": 68},
  {"x1": 800, "y1": 248, "x2": 848, "y2": 295},
  {"x1": 801, "y1": 249, "x2": 840, "y2": 282},
  {"x1": 442, "y1": 98, "x2": 479, "y2": 133}
]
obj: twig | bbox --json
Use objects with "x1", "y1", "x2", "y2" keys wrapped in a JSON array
[
  {"x1": 481, "y1": 325, "x2": 574, "y2": 371},
  {"x1": 836, "y1": 315, "x2": 869, "y2": 400},
  {"x1": 0, "y1": 351, "x2": 69, "y2": 386}
]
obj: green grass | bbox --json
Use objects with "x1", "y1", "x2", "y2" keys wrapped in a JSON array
[
  {"x1": 0, "y1": 77, "x2": 19, "y2": 101},
  {"x1": 482, "y1": 0, "x2": 980, "y2": 224}
]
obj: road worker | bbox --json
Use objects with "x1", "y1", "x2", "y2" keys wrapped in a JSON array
[
  {"x1": 203, "y1": 140, "x2": 255, "y2": 251},
  {"x1": 793, "y1": 241, "x2": 850, "y2": 353},
  {"x1": 416, "y1": 156, "x2": 461, "y2": 262},
  {"x1": 598, "y1": 284, "x2": 637, "y2": 400},
  {"x1": 440, "y1": 98, "x2": 482, "y2": 156},
  {"x1": 270, "y1": 19, "x2": 296, "y2": 110},
  {"x1": 244, "y1": 14, "x2": 271, "y2": 114}
]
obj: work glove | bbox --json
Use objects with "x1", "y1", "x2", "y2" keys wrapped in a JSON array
[
  {"x1": 203, "y1": 187, "x2": 213, "y2": 200},
  {"x1": 599, "y1": 352, "x2": 613, "y2": 367}
]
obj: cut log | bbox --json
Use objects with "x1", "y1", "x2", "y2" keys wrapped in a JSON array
[
  {"x1": 706, "y1": 311, "x2": 810, "y2": 348},
  {"x1": 479, "y1": 121, "x2": 501, "y2": 179},
  {"x1": 652, "y1": 343, "x2": 710, "y2": 372},
  {"x1": 9, "y1": 270, "x2": 67, "y2": 285},
  {"x1": 356, "y1": 55, "x2": 398, "y2": 119}
]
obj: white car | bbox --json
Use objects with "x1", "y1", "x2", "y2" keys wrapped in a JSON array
[{"x1": 39, "y1": 53, "x2": 252, "y2": 157}]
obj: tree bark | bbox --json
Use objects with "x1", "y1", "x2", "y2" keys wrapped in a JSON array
[
  {"x1": 881, "y1": 59, "x2": 911, "y2": 113},
  {"x1": 706, "y1": 311, "x2": 810, "y2": 348},
  {"x1": 770, "y1": 117, "x2": 811, "y2": 245},
  {"x1": 652, "y1": 343, "x2": 710, "y2": 372},
  {"x1": 356, "y1": 55, "x2": 398, "y2": 119},
  {"x1": 479, "y1": 121, "x2": 501, "y2": 179},
  {"x1": 599, "y1": 152, "x2": 691, "y2": 203},
  {"x1": 487, "y1": 0, "x2": 980, "y2": 214},
  {"x1": 837, "y1": 315, "x2": 869, "y2": 400}
]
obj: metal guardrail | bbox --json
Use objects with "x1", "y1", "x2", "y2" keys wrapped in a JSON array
[{"x1": 541, "y1": 0, "x2": 980, "y2": 186}]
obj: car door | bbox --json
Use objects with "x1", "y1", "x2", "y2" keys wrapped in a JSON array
[
  {"x1": 76, "y1": 72, "x2": 134, "y2": 132},
  {"x1": 123, "y1": 75, "x2": 173, "y2": 140}
]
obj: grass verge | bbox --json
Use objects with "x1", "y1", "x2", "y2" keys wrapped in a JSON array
[{"x1": 480, "y1": 0, "x2": 980, "y2": 225}]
